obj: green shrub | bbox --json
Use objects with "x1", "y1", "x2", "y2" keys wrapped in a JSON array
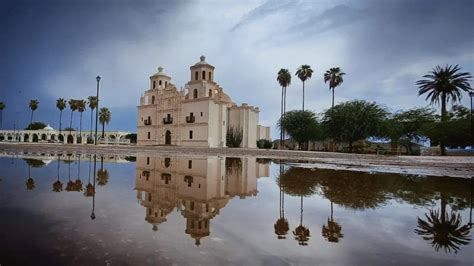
[
  {"x1": 25, "y1": 122, "x2": 46, "y2": 130},
  {"x1": 226, "y1": 126, "x2": 243, "y2": 148},
  {"x1": 257, "y1": 139, "x2": 273, "y2": 149}
]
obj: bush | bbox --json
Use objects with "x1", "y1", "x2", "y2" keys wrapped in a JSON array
[
  {"x1": 125, "y1": 133, "x2": 137, "y2": 143},
  {"x1": 257, "y1": 139, "x2": 273, "y2": 149},
  {"x1": 226, "y1": 126, "x2": 243, "y2": 148},
  {"x1": 25, "y1": 122, "x2": 46, "y2": 130},
  {"x1": 64, "y1": 127, "x2": 75, "y2": 131}
]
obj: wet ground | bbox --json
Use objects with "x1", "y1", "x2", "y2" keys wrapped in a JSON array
[{"x1": 0, "y1": 150, "x2": 472, "y2": 265}]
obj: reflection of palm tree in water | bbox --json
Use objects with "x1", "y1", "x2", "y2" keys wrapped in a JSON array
[
  {"x1": 74, "y1": 156, "x2": 83, "y2": 192},
  {"x1": 293, "y1": 194, "x2": 310, "y2": 246},
  {"x1": 90, "y1": 155, "x2": 97, "y2": 220},
  {"x1": 25, "y1": 164, "x2": 35, "y2": 190},
  {"x1": 65, "y1": 157, "x2": 75, "y2": 192},
  {"x1": 415, "y1": 193, "x2": 471, "y2": 253},
  {"x1": 274, "y1": 163, "x2": 289, "y2": 239},
  {"x1": 97, "y1": 156, "x2": 109, "y2": 186},
  {"x1": 52, "y1": 156, "x2": 63, "y2": 192},
  {"x1": 322, "y1": 201, "x2": 343, "y2": 243},
  {"x1": 84, "y1": 154, "x2": 94, "y2": 197}
]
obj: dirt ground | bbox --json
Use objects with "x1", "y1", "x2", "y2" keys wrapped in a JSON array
[{"x1": 1, "y1": 143, "x2": 473, "y2": 178}]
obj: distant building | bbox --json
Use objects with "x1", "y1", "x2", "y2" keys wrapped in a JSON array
[{"x1": 137, "y1": 56, "x2": 270, "y2": 148}]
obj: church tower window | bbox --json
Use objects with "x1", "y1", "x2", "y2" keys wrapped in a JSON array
[
  {"x1": 202, "y1": 71, "x2": 206, "y2": 80},
  {"x1": 193, "y1": 89, "x2": 198, "y2": 99},
  {"x1": 195, "y1": 71, "x2": 198, "y2": 81}
]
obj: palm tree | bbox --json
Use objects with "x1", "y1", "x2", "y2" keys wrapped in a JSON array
[
  {"x1": 415, "y1": 193, "x2": 471, "y2": 253},
  {"x1": 76, "y1": 100, "x2": 87, "y2": 144},
  {"x1": 0, "y1": 101, "x2": 5, "y2": 129},
  {"x1": 56, "y1": 98, "x2": 67, "y2": 135},
  {"x1": 324, "y1": 67, "x2": 346, "y2": 108},
  {"x1": 274, "y1": 163, "x2": 289, "y2": 239},
  {"x1": 29, "y1": 99, "x2": 39, "y2": 125},
  {"x1": 68, "y1": 99, "x2": 77, "y2": 133},
  {"x1": 87, "y1": 96, "x2": 98, "y2": 143},
  {"x1": 277, "y1": 68, "x2": 291, "y2": 149},
  {"x1": 416, "y1": 65, "x2": 472, "y2": 156},
  {"x1": 84, "y1": 154, "x2": 95, "y2": 197},
  {"x1": 322, "y1": 201, "x2": 343, "y2": 243},
  {"x1": 99, "y1": 107, "x2": 111, "y2": 138},
  {"x1": 296, "y1": 65, "x2": 313, "y2": 111},
  {"x1": 74, "y1": 156, "x2": 83, "y2": 192}
]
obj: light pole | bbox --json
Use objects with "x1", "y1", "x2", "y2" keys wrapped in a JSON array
[
  {"x1": 94, "y1": 76, "x2": 101, "y2": 145},
  {"x1": 470, "y1": 92, "x2": 474, "y2": 150}
]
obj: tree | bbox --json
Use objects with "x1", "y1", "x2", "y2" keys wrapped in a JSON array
[
  {"x1": 422, "y1": 105, "x2": 471, "y2": 149},
  {"x1": 226, "y1": 126, "x2": 243, "y2": 148},
  {"x1": 29, "y1": 99, "x2": 39, "y2": 124},
  {"x1": 68, "y1": 99, "x2": 77, "y2": 133},
  {"x1": 385, "y1": 107, "x2": 435, "y2": 155},
  {"x1": 25, "y1": 122, "x2": 47, "y2": 130},
  {"x1": 52, "y1": 158, "x2": 63, "y2": 192},
  {"x1": 324, "y1": 67, "x2": 345, "y2": 108},
  {"x1": 278, "y1": 110, "x2": 322, "y2": 150},
  {"x1": 87, "y1": 96, "x2": 98, "y2": 142},
  {"x1": 97, "y1": 156, "x2": 109, "y2": 186},
  {"x1": 99, "y1": 107, "x2": 111, "y2": 138},
  {"x1": 0, "y1": 101, "x2": 5, "y2": 129},
  {"x1": 56, "y1": 98, "x2": 67, "y2": 135},
  {"x1": 76, "y1": 99, "x2": 87, "y2": 143},
  {"x1": 274, "y1": 164, "x2": 289, "y2": 239},
  {"x1": 322, "y1": 100, "x2": 388, "y2": 152},
  {"x1": 277, "y1": 68, "x2": 291, "y2": 148},
  {"x1": 296, "y1": 65, "x2": 313, "y2": 111},
  {"x1": 416, "y1": 65, "x2": 472, "y2": 155}
]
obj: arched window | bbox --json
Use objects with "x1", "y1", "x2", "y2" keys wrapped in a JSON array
[
  {"x1": 202, "y1": 71, "x2": 206, "y2": 80},
  {"x1": 159, "y1": 80, "x2": 162, "y2": 86},
  {"x1": 208, "y1": 89, "x2": 212, "y2": 97},
  {"x1": 195, "y1": 71, "x2": 198, "y2": 81},
  {"x1": 151, "y1": 96, "x2": 155, "y2": 104},
  {"x1": 165, "y1": 81, "x2": 167, "y2": 87},
  {"x1": 153, "y1": 80, "x2": 156, "y2": 89},
  {"x1": 209, "y1": 71, "x2": 212, "y2": 81},
  {"x1": 193, "y1": 89, "x2": 198, "y2": 99}
]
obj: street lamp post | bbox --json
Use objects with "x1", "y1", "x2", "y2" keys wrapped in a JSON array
[
  {"x1": 470, "y1": 92, "x2": 474, "y2": 150},
  {"x1": 94, "y1": 76, "x2": 101, "y2": 145}
]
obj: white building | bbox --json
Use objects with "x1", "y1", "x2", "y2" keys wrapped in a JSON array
[{"x1": 137, "y1": 56, "x2": 270, "y2": 148}]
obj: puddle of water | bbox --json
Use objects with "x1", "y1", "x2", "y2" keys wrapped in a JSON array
[{"x1": 0, "y1": 152, "x2": 472, "y2": 265}]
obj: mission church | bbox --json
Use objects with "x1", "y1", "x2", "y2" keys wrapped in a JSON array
[{"x1": 137, "y1": 56, "x2": 270, "y2": 148}]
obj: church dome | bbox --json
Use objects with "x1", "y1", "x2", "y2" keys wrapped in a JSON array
[
  {"x1": 191, "y1": 55, "x2": 215, "y2": 69},
  {"x1": 150, "y1": 66, "x2": 171, "y2": 78},
  {"x1": 43, "y1": 124, "x2": 54, "y2": 131}
]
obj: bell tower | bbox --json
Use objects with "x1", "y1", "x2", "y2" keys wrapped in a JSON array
[
  {"x1": 190, "y1": 55, "x2": 215, "y2": 83},
  {"x1": 150, "y1": 66, "x2": 172, "y2": 90}
]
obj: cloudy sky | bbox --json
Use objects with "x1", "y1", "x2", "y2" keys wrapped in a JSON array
[{"x1": 1, "y1": 0, "x2": 473, "y2": 136}]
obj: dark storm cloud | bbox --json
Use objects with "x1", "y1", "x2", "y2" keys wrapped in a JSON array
[{"x1": 0, "y1": 0, "x2": 472, "y2": 136}]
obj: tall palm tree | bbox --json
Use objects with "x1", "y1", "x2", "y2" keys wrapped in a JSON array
[
  {"x1": 322, "y1": 201, "x2": 343, "y2": 243},
  {"x1": 296, "y1": 65, "x2": 313, "y2": 111},
  {"x1": 87, "y1": 96, "x2": 98, "y2": 143},
  {"x1": 0, "y1": 101, "x2": 5, "y2": 129},
  {"x1": 68, "y1": 99, "x2": 77, "y2": 133},
  {"x1": 277, "y1": 68, "x2": 291, "y2": 149},
  {"x1": 416, "y1": 65, "x2": 472, "y2": 156},
  {"x1": 29, "y1": 99, "x2": 39, "y2": 125},
  {"x1": 76, "y1": 100, "x2": 87, "y2": 143},
  {"x1": 56, "y1": 98, "x2": 67, "y2": 135},
  {"x1": 99, "y1": 107, "x2": 111, "y2": 138},
  {"x1": 415, "y1": 193, "x2": 471, "y2": 253},
  {"x1": 324, "y1": 67, "x2": 346, "y2": 108}
]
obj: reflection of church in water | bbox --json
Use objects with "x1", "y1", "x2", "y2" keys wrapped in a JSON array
[{"x1": 135, "y1": 156, "x2": 270, "y2": 245}]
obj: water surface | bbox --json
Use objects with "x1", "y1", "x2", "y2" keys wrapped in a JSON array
[{"x1": 0, "y1": 152, "x2": 472, "y2": 265}]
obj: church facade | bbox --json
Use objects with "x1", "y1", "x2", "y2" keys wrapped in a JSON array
[{"x1": 137, "y1": 56, "x2": 270, "y2": 148}]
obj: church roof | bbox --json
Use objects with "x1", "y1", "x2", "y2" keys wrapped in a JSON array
[
  {"x1": 191, "y1": 55, "x2": 215, "y2": 69},
  {"x1": 150, "y1": 66, "x2": 171, "y2": 78}
]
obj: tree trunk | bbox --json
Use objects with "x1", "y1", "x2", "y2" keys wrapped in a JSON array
[
  {"x1": 90, "y1": 109, "x2": 94, "y2": 143},
  {"x1": 302, "y1": 81, "x2": 305, "y2": 111},
  {"x1": 440, "y1": 93, "x2": 447, "y2": 156},
  {"x1": 283, "y1": 87, "x2": 287, "y2": 148},
  {"x1": 330, "y1": 201, "x2": 334, "y2": 221},
  {"x1": 69, "y1": 111, "x2": 74, "y2": 132},
  {"x1": 332, "y1": 87, "x2": 335, "y2": 108},
  {"x1": 102, "y1": 123, "x2": 105, "y2": 138},
  {"x1": 300, "y1": 195, "x2": 303, "y2": 225},
  {"x1": 59, "y1": 110, "x2": 63, "y2": 134},
  {"x1": 30, "y1": 110, "x2": 34, "y2": 124},
  {"x1": 280, "y1": 87, "x2": 284, "y2": 149},
  {"x1": 79, "y1": 112, "x2": 83, "y2": 143},
  {"x1": 0, "y1": 110, "x2": 3, "y2": 129}
]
